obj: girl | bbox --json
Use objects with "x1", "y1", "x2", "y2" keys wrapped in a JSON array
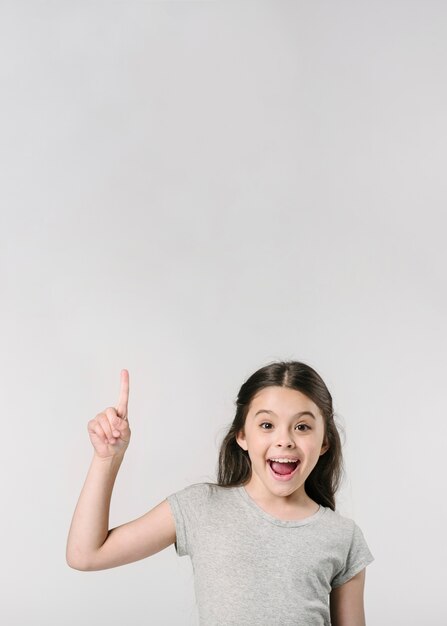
[{"x1": 67, "y1": 361, "x2": 374, "y2": 625}]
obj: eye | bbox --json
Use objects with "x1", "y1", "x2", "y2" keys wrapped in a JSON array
[{"x1": 295, "y1": 423, "x2": 311, "y2": 431}]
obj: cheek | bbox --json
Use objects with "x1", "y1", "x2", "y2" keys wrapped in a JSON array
[
  {"x1": 304, "y1": 434, "x2": 326, "y2": 458},
  {"x1": 313, "y1": 425, "x2": 327, "y2": 446}
]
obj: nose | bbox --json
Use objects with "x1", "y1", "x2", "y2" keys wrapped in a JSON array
[{"x1": 275, "y1": 428, "x2": 295, "y2": 448}]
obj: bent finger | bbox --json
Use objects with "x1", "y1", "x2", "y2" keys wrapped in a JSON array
[
  {"x1": 90, "y1": 421, "x2": 107, "y2": 443},
  {"x1": 98, "y1": 413, "x2": 115, "y2": 442},
  {"x1": 105, "y1": 407, "x2": 127, "y2": 435}
]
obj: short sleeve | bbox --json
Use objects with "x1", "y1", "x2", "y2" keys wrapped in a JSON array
[
  {"x1": 166, "y1": 483, "x2": 212, "y2": 558},
  {"x1": 166, "y1": 491, "x2": 188, "y2": 556},
  {"x1": 331, "y1": 522, "x2": 374, "y2": 588}
]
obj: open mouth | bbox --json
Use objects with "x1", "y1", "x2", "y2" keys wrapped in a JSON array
[{"x1": 267, "y1": 459, "x2": 301, "y2": 481}]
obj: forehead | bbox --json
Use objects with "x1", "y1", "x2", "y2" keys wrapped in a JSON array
[{"x1": 248, "y1": 386, "x2": 321, "y2": 417}]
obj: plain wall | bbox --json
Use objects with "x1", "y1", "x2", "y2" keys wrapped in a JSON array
[{"x1": 1, "y1": 1, "x2": 446, "y2": 624}]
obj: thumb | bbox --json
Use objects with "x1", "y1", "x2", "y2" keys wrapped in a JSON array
[
  {"x1": 105, "y1": 407, "x2": 128, "y2": 432},
  {"x1": 112, "y1": 414, "x2": 128, "y2": 431}
]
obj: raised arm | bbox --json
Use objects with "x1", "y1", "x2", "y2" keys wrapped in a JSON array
[{"x1": 66, "y1": 370, "x2": 176, "y2": 571}]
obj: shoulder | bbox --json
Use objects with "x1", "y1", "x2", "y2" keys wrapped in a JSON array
[
  {"x1": 325, "y1": 510, "x2": 371, "y2": 547},
  {"x1": 317, "y1": 508, "x2": 372, "y2": 555},
  {"x1": 166, "y1": 483, "x2": 239, "y2": 557},
  {"x1": 167, "y1": 482, "x2": 234, "y2": 510},
  {"x1": 319, "y1": 507, "x2": 358, "y2": 536},
  {"x1": 168, "y1": 481, "x2": 221, "y2": 498}
]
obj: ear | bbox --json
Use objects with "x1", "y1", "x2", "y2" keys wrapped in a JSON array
[
  {"x1": 319, "y1": 437, "x2": 330, "y2": 456},
  {"x1": 236, "y1": 429, "x2": 248, "y2": 452}
]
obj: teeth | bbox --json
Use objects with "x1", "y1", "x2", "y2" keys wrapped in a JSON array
[{"x1": 269, "y1": 458, "x2": 298, "y2": 463}]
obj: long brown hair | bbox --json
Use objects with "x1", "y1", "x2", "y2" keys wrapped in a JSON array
[{"x1": 216, "y1": 361, "x2": 343, "y2": 510}]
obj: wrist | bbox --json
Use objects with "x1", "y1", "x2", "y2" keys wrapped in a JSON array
[{"x1": 92, "y1": 452, "x2": 125, "y2": 469}]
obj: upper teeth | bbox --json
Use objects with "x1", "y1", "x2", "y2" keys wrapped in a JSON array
[{"x1": 269, "y1": 458, "x2": 298, "y2": 463}]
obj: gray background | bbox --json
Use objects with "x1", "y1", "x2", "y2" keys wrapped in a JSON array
[{"x1": 1, "y1": 1, "x2": 446, "y2": 624}]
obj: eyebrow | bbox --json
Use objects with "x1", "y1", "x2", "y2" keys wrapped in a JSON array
[{"x1": 254, "y1": 409, "x2": 316, "y2": 420}]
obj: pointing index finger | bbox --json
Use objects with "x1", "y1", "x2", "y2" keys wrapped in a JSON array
[{"x1": 116, "y1": 369, "x2": 129, "y2": 419}]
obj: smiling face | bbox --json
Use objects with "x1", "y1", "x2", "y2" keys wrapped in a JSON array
[{"x1": 236, "y1": 386, "x2": 329, "y2": 507}]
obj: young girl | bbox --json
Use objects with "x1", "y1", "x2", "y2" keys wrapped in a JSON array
[{"x1": 67, "y1": 361, "x2": 374, "y2": 625}]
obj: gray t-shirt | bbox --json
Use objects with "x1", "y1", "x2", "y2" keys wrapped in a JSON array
[{"x1": 167, "y1": 482, "x2": 374, "y2": 626}]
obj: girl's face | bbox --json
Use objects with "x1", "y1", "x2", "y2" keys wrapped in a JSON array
[{"x1": 236, "y1": 386, "x2": 329, "y2": 505}]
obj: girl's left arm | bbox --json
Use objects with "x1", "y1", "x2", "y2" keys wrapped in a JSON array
[{"x1": 329, "y1": 568, "x2": 366, "y2": 626}]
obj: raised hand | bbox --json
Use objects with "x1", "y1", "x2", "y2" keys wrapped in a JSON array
[{"x1": 87, "y1": 370, "x2": 131, "y2": 459}]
